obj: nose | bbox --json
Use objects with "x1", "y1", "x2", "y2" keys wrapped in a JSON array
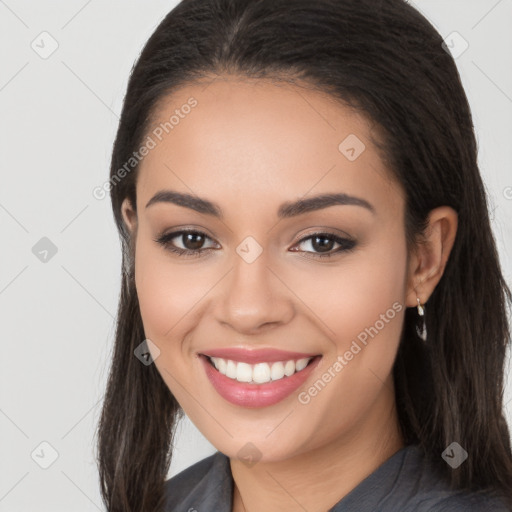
[{"x1": 213, "y1": 248, "x2": 295, "y2": 335}]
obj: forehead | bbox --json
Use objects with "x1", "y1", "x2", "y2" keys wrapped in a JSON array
[{"x1": 136, "y1": 76, "x2": 402, "y2": 216}]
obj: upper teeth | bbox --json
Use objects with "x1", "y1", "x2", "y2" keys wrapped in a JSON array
[{"x1": 209, "y1": 357, "x2": 313, "y2": 384}]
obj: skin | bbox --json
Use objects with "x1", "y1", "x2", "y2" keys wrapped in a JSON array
[{"x1": 121, "y1": 76, "x2": 458, "y2": 512}]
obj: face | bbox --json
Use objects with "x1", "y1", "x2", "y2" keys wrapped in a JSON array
[{"x1": 122, "y1": 76, "x2": 412, "y2": 462}]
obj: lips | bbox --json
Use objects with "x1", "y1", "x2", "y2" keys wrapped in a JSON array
[{"x1": 198, "y1": 348, "x2": 322, "y2": 408}]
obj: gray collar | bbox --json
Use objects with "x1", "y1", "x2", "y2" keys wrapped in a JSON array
[{"x1": 166, "y1": 445, "x2": 416, "y2": 511}]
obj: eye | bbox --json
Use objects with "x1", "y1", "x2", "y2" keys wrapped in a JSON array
[
  {"x1": 154, "y1": 229, "x2": 219, "y2": 258},
  {"x1": 291, "y1": 232, "x2": 356, "y2": 259}
]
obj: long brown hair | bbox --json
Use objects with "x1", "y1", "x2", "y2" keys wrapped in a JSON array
[{"x1": 95, "y1": 0, "x2": 512, "y2": 510}]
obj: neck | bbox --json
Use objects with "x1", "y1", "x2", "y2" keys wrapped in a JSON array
[{"x1": 230, "y1": 377, "x2": 404, "y2": 512}]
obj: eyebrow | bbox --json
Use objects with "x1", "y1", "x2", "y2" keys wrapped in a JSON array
[{"x1": 145, "y1": 190, "x2": 375, "y2": 218}]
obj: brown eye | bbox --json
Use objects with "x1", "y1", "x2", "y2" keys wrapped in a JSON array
[
  {"x1": 292, "y1": 233, "x2": 356, "y2": 259},
  {"x1": 181, "y1": 232, "x2": 206, "y2": 250},
  {"x1": 154, "y1": 230, "x2": 219, "y2": 257},
  {"x1": 310, "y1": 235, "x2": 336, "y2": 253}
]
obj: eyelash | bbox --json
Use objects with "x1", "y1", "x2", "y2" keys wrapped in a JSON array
[{"x1": 154, "y1": 229, "x2": 356, "y2": 260}]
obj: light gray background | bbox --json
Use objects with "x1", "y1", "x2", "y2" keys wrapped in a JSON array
[{"x1": 1, "y1": 1, "x2": 511, "y2": 510}]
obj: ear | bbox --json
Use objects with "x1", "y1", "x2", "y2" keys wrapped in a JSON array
[
  {"x1": 121, "y1": 197, "x2": 138, "y2": 235},
  {"x1": 405, "y1": 206, "x2": 458, "y2": 308}
]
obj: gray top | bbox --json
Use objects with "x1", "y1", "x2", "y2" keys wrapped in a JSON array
[{"x1": 164, "y1": 444, "x2": 510, "y2": 511}]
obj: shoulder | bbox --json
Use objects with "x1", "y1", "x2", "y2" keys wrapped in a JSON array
[
  {"x1": 163, "y1": 451, "x2": 232, "y2": 511},
  {"x1": 412, "y1": 492, "x2": 511, "y2": 512},
  {"x1": 165, "y1": 452, "x2": 219, "y2": 491},
  {"x1": 387, "y1": 445, "x2": 511, "y2": 512},
  {"x1": 163, "y1": 451, "x2": 219, "y2": 505}
]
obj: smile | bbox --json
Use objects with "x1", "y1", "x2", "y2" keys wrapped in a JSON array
[{"x1": 199, "y1": 350, "x2": 322, "y2": 408}]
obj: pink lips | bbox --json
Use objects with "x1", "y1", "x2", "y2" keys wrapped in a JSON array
[{"x1": 199, "y1": 348, "x2": 321, "y2": 408}]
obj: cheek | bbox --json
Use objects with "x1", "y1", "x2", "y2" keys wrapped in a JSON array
[
  {"x1": 134, "y1": 240, "x2": 204, "y2": 346},
  {"x1": 287, "y1": 243, "x2": 407, "y2": 440},
  {"x1": 337, "y1": 250, "x2": 406, "y2": 342},
  {"x1": 284, "y1": 237, "x2": 407, "y2": 350}
]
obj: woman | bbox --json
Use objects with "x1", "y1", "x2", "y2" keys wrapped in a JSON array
[{"x1": 96, "y1": 0, "x2": 512, "y2": 510}]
